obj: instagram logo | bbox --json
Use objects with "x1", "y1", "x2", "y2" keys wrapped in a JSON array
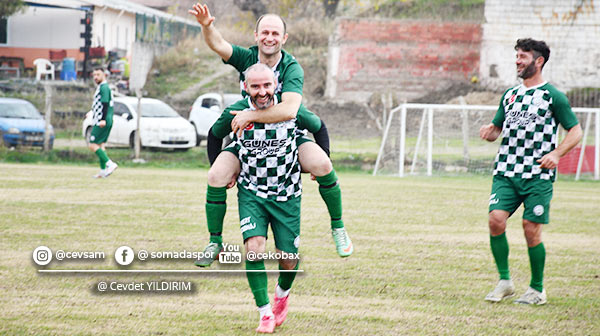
[{"x1": 33, "y1": 246, "x2": 53, "y2": 266}]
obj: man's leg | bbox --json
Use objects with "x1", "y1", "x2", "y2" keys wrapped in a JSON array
[
  {"x1": 485, "y1": 175, "x2": 520, "y2": 302},
  {"x1": 298, "y1": 141, "x2": 352, "y2": 257},
  {"x1": 196, "y1": 151, "x2": 240, "y2": 267},
  {"x1": 515, "y1": 179, "x2": 551, "y2": 305}
]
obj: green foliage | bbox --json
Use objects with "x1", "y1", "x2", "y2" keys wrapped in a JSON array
[{"x1": 0, "y1": 0, "x2": 25, "y2": 18}]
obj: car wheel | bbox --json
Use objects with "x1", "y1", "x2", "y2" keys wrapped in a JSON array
[
  {"x1": 85, "y1": 127, "x2": 92, "y2": 144},
  {"x1": 191, "y1": 123, "x2": 201, "y2": 147},
  {"x1": 129, "y1": 131, "x2": 136, "y2": 149}
]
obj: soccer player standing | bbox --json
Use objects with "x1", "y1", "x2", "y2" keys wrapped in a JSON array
[
  {"x1": 480, "y1": 38, "x2": 582, "y2": 305},
  {"x1": 189, "y1": 3, "x2": 352, "y2": 265},
  {"x1": 211, "y1": 64, "x2": 306, "y2": 333},
  {"x1": 88, "y1": 68, "x2": 117, "y2": 178}
]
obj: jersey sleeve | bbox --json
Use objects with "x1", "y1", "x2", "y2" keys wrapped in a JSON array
[
  {"x1": 281, "y1": 63, "x2": 304, "y2": 95},
  {"x1": 551, "y1": 91, "x2": 579, "y2": 130},
  {"x1": 210, "y1": 100, "x2": 248, "y2": 138},
  {"x1": 295, "y1": 104, "x2": 322, "y2": 133},
  {"x1": 492, "y1": 89, "x2": 510, "y2": 128},
  {"x1": 100, "y1": 84, "x2": 111, "y2": 103},
  {"x1": 223, "y1": 44, "x2": 254, "y2": 73}
]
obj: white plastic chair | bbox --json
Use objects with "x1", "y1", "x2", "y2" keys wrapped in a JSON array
[{"x1": 33, "y1": 58, "x2": 55, "y2": 81}]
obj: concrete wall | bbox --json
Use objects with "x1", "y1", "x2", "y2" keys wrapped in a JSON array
[
  {"x1": 93, "y1": 8, "x2": 136, "y2": 56},
  {"x1": 480, "y1": 0, "x2": 600, "y2": 91},
  {"x1": 325, "y1": 18, "x2": 482, "y2": 102}
]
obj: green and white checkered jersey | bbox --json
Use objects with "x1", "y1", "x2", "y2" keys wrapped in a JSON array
[
  {"x1": 492, "y1": 82, "x2": 579, "y2": 181},
  {"x1": 225, "y1": 45, "x2": 304, "y2": 98},
  {"x1": 91, "y1": 81, "x2": 113, "y2": 125},
  {"x1": 226, "y1": 98, "x2": 303, "y2": 201}
]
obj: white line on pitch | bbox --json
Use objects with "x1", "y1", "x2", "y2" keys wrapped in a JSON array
[{"x1": 38, "y1": 269, "x2": 303, "y2": 273}]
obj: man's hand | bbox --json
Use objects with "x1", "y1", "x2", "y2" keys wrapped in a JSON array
[
  {"x1": 99, "y1": 120, "x2": 106, "y2": 128},
  {"x1": 479, "y1": 123, "x2": 500, "y2": 142},
  {"x1": 188, "y1": 3, "x2": 215, "y2": 27},
  {"x1": 537, "y1": 151, "x2": 560, "y2": 169},
  {"x1": 230, "y1": 110, "x2": 254, "y2": 137},
  {"x1": 226, "y1": 174, "x2": 237, "y2": 189}
]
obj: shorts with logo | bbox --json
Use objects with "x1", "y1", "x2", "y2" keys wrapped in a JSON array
[
  {"x1": 90, "y1": 123, "x2": 113, "y2": 144},
  {"x1": 489, "y1": 174, "x2": 553, "y2": 224},
  {"x1": 237, "y1": 186, "x2": 301, "y2": 253}
]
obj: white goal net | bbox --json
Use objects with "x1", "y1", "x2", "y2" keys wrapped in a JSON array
[{"x1": 373, "y1": 103, "x2": 600, "y2": 180}]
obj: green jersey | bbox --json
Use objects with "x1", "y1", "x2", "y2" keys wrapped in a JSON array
[
  {"x1": 225, "y1": 45, "x2": 304, "y2": 97},
  {"x1": 491, "y1": 82, "x2": 579, "y2": 181},
  {"x1": 91, "y1": 81, "x2": 113, "y2": 126}
]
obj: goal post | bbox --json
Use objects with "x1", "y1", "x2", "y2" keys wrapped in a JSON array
[{"x1": 373, "y1": 103, "x2": 600, "y2": 180}]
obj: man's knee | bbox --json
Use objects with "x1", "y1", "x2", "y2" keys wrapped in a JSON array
[
  {"x1": 298, "y1": 143, "x2": 332, "y2": 177},
  {"x1": 207, "y1": 166, "x2": 229, "y2": 187},
  {"x1": 489, "y1": 210, "x2": 508, "y2": 235},
  {"x1": 88, "y1": 143, "x2": 99, "y2": 152},
  {"x1": 245, "y1": 236, "x2": 266, "y2": 259},
  {"x1": 522, "y1": 219, "x2": 542, "y2": 246},
  {"x1": 278, "y1": 255, "x2": 297, "y2": 270}
]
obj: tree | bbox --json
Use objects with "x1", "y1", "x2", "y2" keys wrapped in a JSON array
[{"x1": 0, "y1": 0, "x2": 26, "y2": 19}]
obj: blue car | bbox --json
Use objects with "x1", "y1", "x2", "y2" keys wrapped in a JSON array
[{"x1": 0, "y1": 98, "x2": 54, "y2": 148}]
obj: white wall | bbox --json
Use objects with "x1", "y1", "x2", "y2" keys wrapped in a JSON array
[
  {"x1": 92, "y1": 8, "x2": 136, "y2": 55},
  {"x1": 6, "y1": 6, "x2": 84, "y2": 48},
  {"x1": 480, "y1": 0, "x2": 600, "y2": 91}
]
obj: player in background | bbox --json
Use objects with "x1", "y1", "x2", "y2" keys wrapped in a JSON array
[
  {"x1": 189, "y1": 3, "x2": 352, "y2": 266},
  {"x1": 211, "y1": 64, "x2": 307, "y2": 333},
  {"x1": 480, "y1": 38, "x2": 582, "y2": 305},
  {"x1": 88, "y1": 68, "x2": 117, "y2": 178}
]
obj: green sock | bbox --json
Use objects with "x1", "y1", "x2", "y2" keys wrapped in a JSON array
[
  {"x1": 246, "y1": 259, "x2": 269, "y2": 307},
  {"x1": 528, "y1": 243, "x2": 545, "y2": 292},
  {"x1": 316, "y1": 170, "x2": 344, "y2": 229},
  {"x1": 205, "y1": 185, "x2": 226, "y2": 244},
  {"x1": 278, "y1": 261, "x2": 299, "y2": 291},
  {"x1": 490, "y1": 233, "x2": 510, "y2": 280},
  {"x1": 95, "y1": 148, "x2": 109, "y2": 169}
]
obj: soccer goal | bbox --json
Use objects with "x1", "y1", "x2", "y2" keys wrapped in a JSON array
[{"x1": 373, "y1": 103, "x2": 600, "y2": 180}]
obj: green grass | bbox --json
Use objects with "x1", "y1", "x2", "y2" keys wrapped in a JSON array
[{"x1": 1, "y1": 163, "x2": 599, "y2": 335}]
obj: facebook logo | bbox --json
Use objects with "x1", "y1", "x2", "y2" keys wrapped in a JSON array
[{"x1": 114, "y1": 246, "x2": 134, "y2": 266}]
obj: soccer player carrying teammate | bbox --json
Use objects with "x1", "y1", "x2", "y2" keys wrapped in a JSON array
[
  {"x1": 88, "y1": 68, "x2": 117, "y2": 178},
  {"x1": 189, "y1": 3, "x2": 352, "y2": 265},
  {"x1": 480, "y1": 38, "x2": 582, "y2": 305},
  {"x1": 211, "y1": 63, "x2": 306, "y2": 333}
]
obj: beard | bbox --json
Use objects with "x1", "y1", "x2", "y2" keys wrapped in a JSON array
[
  {"x1": 251, "y1": 93, "x2": 274, "y2": 110},
  {"x1": 518, "y1": 60, "x2": 537, "y2": 79}
]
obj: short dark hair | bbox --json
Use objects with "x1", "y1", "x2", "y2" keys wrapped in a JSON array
[
  {"x1": 515, "y1": 38, "x2": 550, "y2": 68},
  {"x1": 255, "y1": 14, "x2": 287, "y2": 35},
  {"x1": 93, "y1": 66, "x2": 106, "y2": 72}
]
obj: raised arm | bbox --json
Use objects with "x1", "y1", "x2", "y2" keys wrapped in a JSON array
[{"x1": 188, "y1": 3, "x2": 233, "y2": 61}]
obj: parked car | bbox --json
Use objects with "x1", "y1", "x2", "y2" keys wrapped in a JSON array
[
  {"x1": 82, "y1": 96, "x2": 196, "y2": 150},
  {"x1": 0, "y1": 98, "x2": 54, "y2": 149},
  {"x1": 188, "y1": 92, "x2": 242, "y2": 146}
]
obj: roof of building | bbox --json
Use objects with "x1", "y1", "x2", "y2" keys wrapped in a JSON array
[{"x1": 25, "y1": 0, "x2": 200, "y2": 26}]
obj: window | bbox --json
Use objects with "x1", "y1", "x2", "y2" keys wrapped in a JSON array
[
  {"x1": 0, "y1": 18, "x2": 7, "y2": 44},
  {"x1": 201, "y1": 98, "x2": 219, "y2": 108},
  {"x1": 113, "y1": 103, "x2": 129, "y2": 117}
]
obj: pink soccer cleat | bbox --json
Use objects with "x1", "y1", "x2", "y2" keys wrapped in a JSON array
[
  {"x1": 272, "y1": 294, "x2": 289, "y2": 326},
  {"x1": 255, "y1": 315, "x2": 275, "y2": 333}
]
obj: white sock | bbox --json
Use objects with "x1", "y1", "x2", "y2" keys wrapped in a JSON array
[
  {"x1": 106, "y1": 160, "x2": 114, "y2": 166},
  {"x1": 276, "y1": 285, "x2": 290, "y2": 298},
  {"x1": 258, "y1": 304, "x2": 273, "y2": 318}
]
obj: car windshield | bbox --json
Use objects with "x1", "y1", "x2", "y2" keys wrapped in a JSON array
[
  {"x1": 132, "y1": 101, "x2": 180, "y2": 118},
  {"x1": 0, "y1": 101, "x2": 42, "y2": 119}
]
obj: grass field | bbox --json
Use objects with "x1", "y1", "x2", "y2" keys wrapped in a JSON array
[{"x1": 1, "y1": 163, "x2": 599, "y2": 335}]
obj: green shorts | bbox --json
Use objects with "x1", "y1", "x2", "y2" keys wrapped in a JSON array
[
  {"x1": 489, "y1": 174, "x2": 553, "y2": 224},
  {"x1": 90, "y1": 123, "x2": 113, "y2": 144},
  {"x1": 237, "y1": 186, "x2": 301, "y2": 253}
]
